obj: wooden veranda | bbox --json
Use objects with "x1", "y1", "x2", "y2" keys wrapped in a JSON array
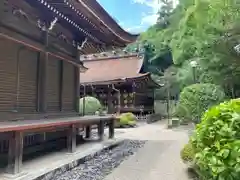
[{"x1": 0, "y1": 116, "x2": 116, "y2": 174}]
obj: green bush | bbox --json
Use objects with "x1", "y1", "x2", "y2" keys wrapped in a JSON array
[
  {"x1": 175, "y1": 83, "x2": 225, "y2": 122},
  {"x1": 116, "y1": 112, "x2": 137, "y2": 127},
  {"x1": 180, "y1": 142, "x2": 195, "y2": 163},
  {"x1": 191, "y1": 99, "x2": 240, "y2": 180},
  {"x1": 79, "y1": 96, "x2": 102, "y2": 115}
]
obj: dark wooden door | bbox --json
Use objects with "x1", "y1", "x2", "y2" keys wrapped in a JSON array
[
  {"x1": 47, "y1": 56, "x2": 61, "y2": 112},
  {"x1": 62, "y1": 62, "x2": 75, "y2": 112},
  {"x1": 18, "y1": 48, "x2": 38, "y2": 112},
  {"x1": 0, "y1": 40, "x2": 17, "y2": 112}
]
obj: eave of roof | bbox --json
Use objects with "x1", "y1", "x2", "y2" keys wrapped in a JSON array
[
  {"x1": 81, "y1": 52, "x2": 140, "y2": 61},
  {"x1": 30, "y1": 0, "x2": 137, "y2": 49},
  {"x1": 80, "y1": 54, "x2": 145, "y2": 84},
  {"x1": 81, "y1": 73, "x2": 149, "y2": 85},
  {"x1": 81, "y1": 72, "x2": 160, "y2": 89},
  {"x1": 79, "y1": 0, "x2": 139, "y2": 43}
]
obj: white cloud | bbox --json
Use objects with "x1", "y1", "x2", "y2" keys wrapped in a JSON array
[
  {"x1": 132, "y1": 0, "x2": 160, "y2": 25},
  {"x1": 118, "y1": 21, "x2": 145, "y2": 33},
  {"x1": 133, "y1": 0, "x2": 160, "y2": 13},
  {"x1": 141, "y1": 14, "x2": 158, "y2": 25},
  {"x1": 132, "y1": 0, "x2": 179, "y2": 26},
  {"x1": 123, "y1": 0, "x2": 179, "y2": 33},
  {"x1": 126, "y1": 25, "x2": 145, "y2": 33}
]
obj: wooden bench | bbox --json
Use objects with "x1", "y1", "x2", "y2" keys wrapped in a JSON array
[{"x1": 0, "y1": 115, "x2": 117, "y2": 175}]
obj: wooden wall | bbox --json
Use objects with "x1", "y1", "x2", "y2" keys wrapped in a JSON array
[
  {"x1": 0, "y1": 38, "x2": 78, "y2": 121},
  {"x1": 0, "y1": 0, "x2": 82, "y2": 120}
]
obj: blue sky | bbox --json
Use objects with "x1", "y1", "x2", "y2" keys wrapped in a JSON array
[{"x1": 97, "y1": 0, "x2": 161, "y2": 34}]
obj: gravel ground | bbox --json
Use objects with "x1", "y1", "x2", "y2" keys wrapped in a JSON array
[{"x1": 50, "y1": 140, "x2": 146, "y2": 180}]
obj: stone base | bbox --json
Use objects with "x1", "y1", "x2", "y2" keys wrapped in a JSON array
[
  {"x1": 65, "y1": 150, "x2": 82, "y2": 156},
  {"x1": 167, "y1": 125, "x2": 173, "y2": 129},
  {"x1": 2, "y1": 171, "x2": 28, "y2": 179}
]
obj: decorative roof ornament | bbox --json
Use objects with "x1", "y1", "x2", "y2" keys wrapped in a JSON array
[
  {"x1": 37, "y1": 19, "x2": 47, "y2": 31},
  {"x1": 13, "y1": 9, "x2": 29, "y2": 21},
  {"x1": 48, "y1": 17, "x2": 58, "y2": 31},
  {"x1": 78, "y1": 37, "x2": 88, "y2": 51}
]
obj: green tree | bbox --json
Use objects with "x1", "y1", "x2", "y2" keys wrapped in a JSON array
[
  {"x1": 157, "y1": 0, "x2": 174, "y2": 28},
  {"x1": 127, "y1": 0, "x2": 240, "y2": 97},
  {"x1": 169, "y1": 0, "x2": 240, "y2": 92}
]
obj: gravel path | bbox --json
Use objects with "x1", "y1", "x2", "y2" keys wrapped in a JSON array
[
  {"x1": 50, "y1": 140, "x2": 146, "y2": 180},
  {"x1": 44, "y1": 121, "x2": 191, "y2": 180},
  {"x1": 105, "y1": 121, "x2": 191, "y2": 180}
]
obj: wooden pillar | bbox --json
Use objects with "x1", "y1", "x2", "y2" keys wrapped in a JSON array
[
  {"x1": 85, "y1": 125, "x2": 91, "y2": 139},
  {"x1": 107, "y1": 86, "x2": 113, "y2": 114},
  {"x1": 75, "y1": 45, "x2": 81, "y2": 113},
  {"x1": 151, "y1": 89, "x2": 155, "y2": 113},
  {"x1": 59, "y1": 61, "x2": 63, "y2": 111},
  {"x1": 38, "y1": 53, "x2": 48, "y2": 112},
  {"x1": 6, "y1": 131, "x2": 23, "y2": 174},
  {"x1": 83, "y1": 85, "x2": 86, "y2": 116},
  {"x1": 37, "y1": 31, "x2": 49, "y2": 145},
  {"x1": 97, "y1": 120, "x2": 104, "y2": 141},
  {"x1": 75, "y1": 67, "x2": 80, "y2": 112},
  {"x1": 67, "y1": 125, "x2": 76, "y2": 153},
  {"x1": 117, "y1": 91, "x2": 121, "y2": 114},
  {"x1": 39, "y1": 31, "x2": 48, "y2": 112},
  {"x1": 112, "y1": 84, "x2": 120, "y2": 114},
  {"x1": 109, "y1": 118, "x2": 115, "y2": 139},
  {"x1": 132, "y1": 82, "x2": 136, "y2": 108}
]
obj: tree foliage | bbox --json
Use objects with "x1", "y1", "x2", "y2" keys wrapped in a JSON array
[
  {"x1": 127, "y1": 0, "x2": 240, "y2": 98},
  {"x1": 191, "y1": 99, "x2": 240, "y2": 179},
  {"x1": 176, "y1": 83, "x2": 225, "y2": 122}
]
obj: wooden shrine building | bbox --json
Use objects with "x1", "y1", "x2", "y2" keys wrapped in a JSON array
[
  {"x1": 80, "y1": 51, "x2": 159, "y2": 115},
  {"x1": 0, "y1": 0, "x2": 137, "y2": 175}
]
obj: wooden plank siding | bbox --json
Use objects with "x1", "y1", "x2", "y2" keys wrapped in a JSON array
[
  {"x1": 0, "y1": 39, "x2": 18, "y2": 112},
  {"x1": 18, "y1": 48, "x2": 38, "y2": 113},
  {"x1": 46, "y1": 56, "x2": 61, "y2": 112},
  {"x1": 0, "y1": 40, "x2": 78, "y2": 119},
  {"x1": 62, "y1": 61, "x2": 75, "y2": 112}
]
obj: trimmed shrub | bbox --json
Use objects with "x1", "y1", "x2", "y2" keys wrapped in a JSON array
[
  {"x1": 175, "y1": 83, "x2": 225, "y2": 122},
  {"x1": 79, "y1": 96, "x2": 102, "y2": 115},
  {"x1": 116, "y1": 112, "x2": 137, "y2": 128},
  {"x1": 180, "y1": 142, "x2": 195, "y2": 163},
  {"x1": 191, "y1": 99, "x2": 240, "y2": 179}
]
